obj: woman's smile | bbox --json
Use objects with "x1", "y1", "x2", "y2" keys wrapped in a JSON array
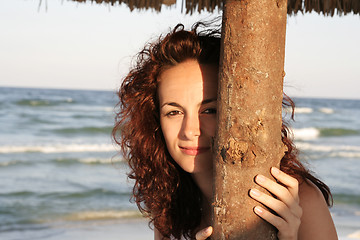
[{"x1": 179, "y1": 146, "x2": 211, "y2": 156}]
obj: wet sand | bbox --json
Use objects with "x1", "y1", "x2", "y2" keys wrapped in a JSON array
[
  {"x1": 3, "y1": 213, "x2": 358, "y2": 240},
  {"x1": 47, "y1": 218, "x2": 154, "y2": 240},
  {"x1": 47, "y1": 216, "x2": 358, "y2": 240}
]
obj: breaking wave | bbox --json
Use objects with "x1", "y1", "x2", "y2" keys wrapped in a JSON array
[
  {"x1": 53, "y1": 126, "x2": 112, "y2": 135},
  {"x1": 292, "y1": 127, "x2": 359, "y2": 140},
  {"x1": 0, "y1": 144, "x2": 116, "y2": 153},
  {"x1": 15, "y1": 98, "x2": 74, "y2": 107}
]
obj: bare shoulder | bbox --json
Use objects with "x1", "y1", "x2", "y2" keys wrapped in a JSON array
[{"x1": 298, "y1": 179, "x2": 338, "y2": 240}]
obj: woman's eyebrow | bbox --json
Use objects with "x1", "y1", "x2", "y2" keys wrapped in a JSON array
[
  {"x1": 161, "y1": 102, "x2": 181, "y2": 109},
  {"x1": 161, "y1": 98, "x2": 217, "y2": 109},
  {"x1": 201, "y1": 98, "x2": 217, "y2": 105}
]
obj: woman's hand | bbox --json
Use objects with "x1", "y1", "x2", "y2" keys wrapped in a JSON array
[
  {"x1": 195, "y1": 226, "x2": 213, "y2": 240},
  {"x1": 250, "y1": 167, "x2": 303, "y2": 240}
]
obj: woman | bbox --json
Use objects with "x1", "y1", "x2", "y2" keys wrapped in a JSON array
[{"x1": 112, "y1": 23, "x2": 338, "y2": 240}]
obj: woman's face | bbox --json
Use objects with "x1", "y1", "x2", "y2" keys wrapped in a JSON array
[{"x1": 158, "y1": 59, "x2": 218, "y2": 174}]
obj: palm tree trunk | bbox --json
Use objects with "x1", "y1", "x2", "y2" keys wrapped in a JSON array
[{"x1": 212, "y1": 0, "x2": 288, "y2": 239}]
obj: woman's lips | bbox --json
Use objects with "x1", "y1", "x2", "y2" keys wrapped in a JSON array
[{"x1": 179, "y1": 146, "x2": 210, "y2": 155}]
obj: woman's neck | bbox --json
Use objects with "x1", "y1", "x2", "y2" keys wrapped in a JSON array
[
  {"x1": 191, "y1": 170, "x2": 213, "y2": 201},
  {"x1": 191, "y1": 171, "x2": 212, "y2": 230}
]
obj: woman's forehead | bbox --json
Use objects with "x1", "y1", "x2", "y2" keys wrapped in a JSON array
[{"x1": 157, "y1": 60, "x2": 218, "y2": 103}]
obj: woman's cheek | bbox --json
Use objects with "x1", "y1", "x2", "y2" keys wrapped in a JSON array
[{"x1": 201, "y1": 116, "x2": 217, "y2": 137}]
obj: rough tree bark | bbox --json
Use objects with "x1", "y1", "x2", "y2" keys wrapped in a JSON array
[{"x1": 212, "y1": 0, "x2": 288, "y2": 239}]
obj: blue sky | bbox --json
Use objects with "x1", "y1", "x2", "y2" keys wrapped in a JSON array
[{"x1": 0, "y1": 0, "x2": 359, "y2": 99}]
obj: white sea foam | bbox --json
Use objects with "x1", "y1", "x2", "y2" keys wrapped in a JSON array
[
  {"x1": 78, "y1": 157, "x2": 122, "y2": 164},
  {"x1": 296, "y1": 142, "x2": 334, "y2": 152},
  {"x1": 319, "y1": 107, "x2": 334, "y2": 114},
  {"x1": 0, "y1": 161, "x2": 18, "y2": 167},
  {"x1": 104, "y1": 107, "x2": 114, "y2": 112},
  {"x1": 0, "y1": 144, "x2": 116, "y2": 153},
  {"x1": 296, "y1": 142, "x2": 360, "y2": 155},
  {"x1": 292, "y1": 128, "x2": 320, "y2": 140},
  {"x1": 64, "y1": 210, "x2": 141, "y2": 221},
  {"x1": 284, "y1": 107, "x2": 313, "y2": 114},
  {"x1": 294, "y1": 107, "x2": 313, "y2": 114},
  {"x1": 348, "y1": 230, "x2": 360, "y2": 239},
  {"x1": 328, "y1": 152, "x2": 360, "y2": 158}
]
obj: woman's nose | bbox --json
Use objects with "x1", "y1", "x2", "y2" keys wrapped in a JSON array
[{"x1": 180, "y1": 114, "x2": 201, "y2": 140}]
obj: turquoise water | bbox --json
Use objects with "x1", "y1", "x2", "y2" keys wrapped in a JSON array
[{"x1": 0, "y1": 87, "x2": 359, "y2": 239}]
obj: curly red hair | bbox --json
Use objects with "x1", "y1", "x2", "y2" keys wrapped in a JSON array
[{"x1": 112, "y1": 23, "x2": 332, "y2": 240}]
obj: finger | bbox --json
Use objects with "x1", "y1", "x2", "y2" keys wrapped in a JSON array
[
  {"x1": 250, "y1": 188, "x2": 295, "y2": 221},
  {"x1": 271, "y1": 167, "x2": 299, "y2": 201},
  {"x1": 253, "y1": 205, "x2": 285, "y2": 230},
  {"x1": 195, "y1": 226, "x2": 213, "y2": 240},
  {"x1": 255, "y1": 174, "x2": 297, "y2": 207},
  {"x1": 254, "y1": 205, "x2": 300, "y2": 238},
  {"x1": 254, "y1": 172, "x2": 301, "y2": 216}
]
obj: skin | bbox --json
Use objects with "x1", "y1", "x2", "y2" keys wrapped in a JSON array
[{"x1": 155, "y1": 59, "x2": 338, "y2": 240}]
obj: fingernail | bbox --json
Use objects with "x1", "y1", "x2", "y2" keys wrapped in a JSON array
[
  {"x1": 254, "y1": 206, "x2": 263, "y2": 214},
  {"x1": 271, "y1": 167, "x2": 280, "y2": 176},
  {"x1": 250, "y1": 188, "x2": 261, "y2": 197},
  {"x1": 256, "y1": 175, "x2": 265, "y2": 183},
  {"x1": 204, "y1": 227, "x2": 212, "y2": 234}
]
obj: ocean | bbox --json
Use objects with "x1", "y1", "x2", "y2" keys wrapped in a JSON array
[{"x1": 0, "y1": 87, "x2": 359, "y2": 239}]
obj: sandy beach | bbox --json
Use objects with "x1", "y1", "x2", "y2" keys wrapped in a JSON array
[
  {"x1": 1, "y1": 218, "x2": 153, "y2": 240},
  {"x1": 46, "y1": 215, "x2": 357, "y2": 240},
  {"x1": 24, "y1": 218, "x2": 360, "y2": 240},
  {"x1": 1, "y1": 207, "x2": 359, "y2": 239},
  {"x1": 47, "y1": 219, "x2": 154, "y2": 240}
]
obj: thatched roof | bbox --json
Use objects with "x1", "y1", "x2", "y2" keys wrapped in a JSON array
[
  {"x1": 288, "y1": 0, "x2": 359, "y2": 16},
  {"x1": 71, "y1": 0, "x2": 359, "y2": 15}
]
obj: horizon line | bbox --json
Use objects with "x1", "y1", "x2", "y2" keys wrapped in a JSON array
[{"x1": 1, "y1": 85, "x2": 359, "y2": 101}]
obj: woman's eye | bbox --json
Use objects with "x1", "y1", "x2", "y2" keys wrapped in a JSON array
[
  {"x1": 166, "y1": 110, "x2": 182, "y2": 116},
  {"x1": 202, "y1": 108, "x2": 217, "y2": 114}
]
